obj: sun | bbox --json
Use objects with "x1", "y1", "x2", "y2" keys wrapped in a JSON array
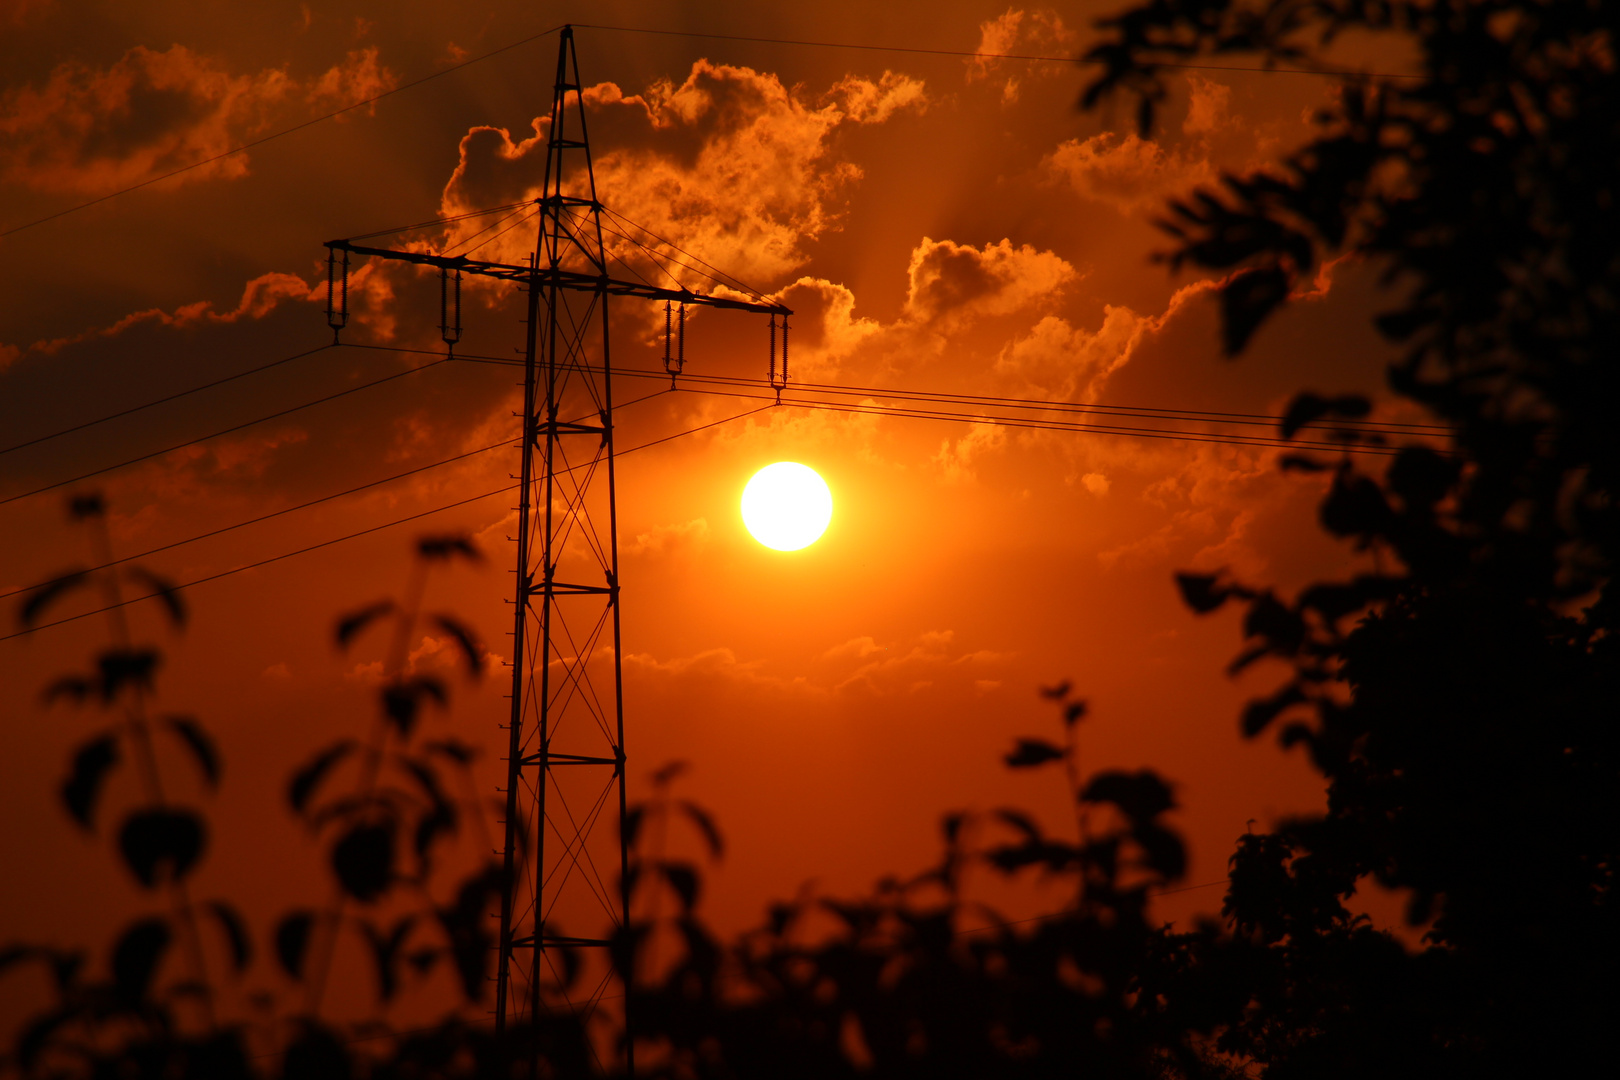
[{"x1": 741, "y1": 462, "x2": 833, "y2": 551}]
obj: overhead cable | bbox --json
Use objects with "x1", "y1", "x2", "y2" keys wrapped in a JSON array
[
  {"x1": 0, "y1": 386, "x2": 674, "y2": 604},
  {"x1": 2, "y1": 400, "x2": 766, "y2": 642},
  {"x1": 0, "y1": 354, "x2": 454, "y2": 507},
  {"x1": 416, "y1": 345, "x2": 1445, "y2": 439},
  {"x1": 0, "y1": 343, "x2": 335, "y2": 459}
]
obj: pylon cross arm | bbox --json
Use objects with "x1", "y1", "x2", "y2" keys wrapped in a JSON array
[{"x1": 325, "y1": 240, "x2": 791, "y2": 316}]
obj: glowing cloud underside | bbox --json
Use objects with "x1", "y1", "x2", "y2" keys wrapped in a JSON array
[{"x1": 741, "y1": 462, "x2": 833, "y2": 551}]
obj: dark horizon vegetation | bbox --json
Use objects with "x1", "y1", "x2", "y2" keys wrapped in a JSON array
[{"x1": 4, "y1": 1, "x2": 1616, "y2": 1077}]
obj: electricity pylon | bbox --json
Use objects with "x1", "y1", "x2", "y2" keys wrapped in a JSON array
[{"x1": 321, "y1": 24, "x2": 790, "y2": 1072}]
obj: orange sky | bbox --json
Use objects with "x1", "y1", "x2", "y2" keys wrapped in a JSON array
[{"x1": 0, "y1": 0, "x2": 1418, "y2": 1026}]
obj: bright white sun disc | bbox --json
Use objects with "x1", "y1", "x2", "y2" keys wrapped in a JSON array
[{"x1": 741, "y1": 462, "x2": 832, "y2": 551}]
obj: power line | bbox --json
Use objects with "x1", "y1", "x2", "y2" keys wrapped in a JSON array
[
  {"x1": 0, "y1": 485, "x2": 516, "y2": 643},
  {"x1": 432, "y1": 346, "x2": 1430, "y2": 456},
  {"x1": 2, "y1": 400, "x2": 764, "y2": 642},
  {"x1": 0, "y1": 353, "x2": 454, "y2": 508},
  {"x1": 610, "y1": 368, "x2": 1447, "y2": 438},
  {"x1": 672, "y1": 383, "x2": 1408, "y2": 457},
  {"x1": 360, "y1": 341, "x2": 1442, "y2": 446},
  {"x1": 4, "y1": 330, "x2": 1443, "y2": 477},
  {"x1": 0, "y1": 385, "x2": 676, "y2": 605},
  {"x1": 0, "y1": 27, "x2": 567, "y2": 239},
  {"x1": 0, "y1": 344, "x2": 335, "y2": 459},
  {"x1": 0, "y1": 438, "x2": 511, "y2": 604}
]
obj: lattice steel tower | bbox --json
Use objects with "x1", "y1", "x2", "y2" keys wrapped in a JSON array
[{"x1": 321, "y1": 25, "x2": 790, "y2": 1072}]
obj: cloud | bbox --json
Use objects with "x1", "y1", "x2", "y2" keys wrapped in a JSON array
[
  {"x1": 934, "y1": 422, "x2": 1008, "y2": 484},
  {"x1": 774, "y1": 277, "x2": 883, "y2": 380},
  {"x1": 826, "y1": 71, "x2": 929, "y2": 124},
  {"x1": 1045, "y1": 74, "x2": 1322, "y2": 218},
  {"x1": 625, "y1": 646, "x2": 821, "y2": 698},
  {"x1": 832, "y1": 629, "x2": 999, "y2": 695},
  {"x1": 628, "y1": 630, "x2": 1011, "y2": 699},
  {"x1": 18, "y1": 270, "x2": 324, "y2": 355},
  {"x1": 1045, "y1": 131, "x2": 1217, "y2": 215},
  {"x1": 0, "y1": 45, "x2": 393, "y2": 195},
  {"x1": 992, "y1": 278, "x2": 1217, "y2": 403},
  {"x1": 903, "y1": 237, "x2": 1076, "y2": 326},
  {"x1": 968, "y1": 8, "x2": 1078, "y2": 103},
  {"x1": 624, "y1": 518, "x2": 710, "y2": 557},
  {"x1": 1096, "y1": 442, "x2": 1289, "y2": 576},
  {"x1": 437, "y1": 61, "x2": 927, "y2": 286}
]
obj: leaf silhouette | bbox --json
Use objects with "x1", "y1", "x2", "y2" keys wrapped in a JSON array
[
  {"x1": 19, "y1": 569, "x2": 89, "y2": 628},
  {"x1": 61, "y1": 733, "x2": 118, "y2": 829},
  {"x1": 281, "y1": 1024, "x2": 350, "y2": 1080},
  {"x1": 651, "y1": 759, "x2": 689, "y2": 786},
  {"x1": 1004, "y1": 738, "x2": 1065, "y2": 768},
  {"x1": 1319, "y1": 469, "x2": 1392, "y2": 538},
  {"x1": 205, "y1": 900, "x2": 252, "y2": 973},
  {"x1": 623, "y1": 804, "x2": 646, "y2": 848},
  {"x1": 332, "y1": 820, "x2": 395, "y2": 903},
  {"x1": 68, "y1": 493, "x2": 105, "y2": 520},
  {"x1": 94, "y1": 649, "x2": 160, "y2": 702},
  {"x1": 1278, "y1": 393, "x2": 1370, "y2": 441},
  {"x1": 416, "y1": 534, "x2": 481, "y2": 562},
  {"x1": 429, "y1": 614, "x2": 485, "y2": 677},
  {"x1": 1175, "y1": 572, "x2": 1230, "y2": 614},
  {"x1": 678, "y1": 800, "x2": 725, "y2": 858},
  {"x1": 123, "y1": 566, "x2": 186, "y2": 627},
  {"x1": 438, "y1": 866, "x2": 499, "y2": 1001},
  {"x1": 1220, "y1": 264, "x2": 1291, "y2": 355},
  {"x1": 42, "y1": 675, "x2": 93, "y2": 704},
  {"x1": 118, "y1": 808, "x2": 205, "y2": 888},
  {"x1": 1133, "y1": 821, "x2": 1188, "y2": 881},
  {"x1": 423, "y1": 738, "x2": 478, "y2": 765},
  {"x1": 273, "y1": 911, "x2": 315, "y2": 980},
  {"x1": 362, "y1": 916, "x2": 416, "y2": 1002},
  {"x1": 110, "y1": 917, "x2": 170, "y2": 1002},
  {"x1": 995, "y1": 808, "x2": 1044, "y2": 842},
  {"x1": 164, "y1": 715, "x2": 219, "y2": 789},
  {"x1": 335, "y1": 600, "x2": 394, "y2": 649},
  {"x1": 1242, "y1": 683, "x2": 1308, "y2": 738},
  {"x1": 662, "y1": 862, "x2": 701, "y2": 910},
  {"x1": 414, "y1": 805, "x2": 456, "y2": 863},
  {"x1": 382, "y1": 676, "x2": 446, "y2": 736},
  {"x1": 1080, "y1": 770, "x2": 1176, "y2": 822},
  {"x1": 1387, "y1": 446, "x2": 1458, "y2": 510},
  {"x1": 288, "y1": 740, "x2": 357, "y2": 816}
]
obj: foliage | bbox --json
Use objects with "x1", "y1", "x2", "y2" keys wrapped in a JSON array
[
  {"x1": 1081, "y1": 0, "x2": 1620, "y2": 1074},
  {"x1": 1, "y1": 513, "x2": 574, "y2": 1079},
  {"x1": 5, "y1": 507, "x2": 1219, "y2": 1079},
  {"x1": 624, "y1": 686, "x2": 1230, "y2": 1080}
]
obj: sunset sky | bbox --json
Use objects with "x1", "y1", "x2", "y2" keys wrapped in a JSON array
[{"x1": 1, "y1": 0, "x2": 1422, "y2": 1021}]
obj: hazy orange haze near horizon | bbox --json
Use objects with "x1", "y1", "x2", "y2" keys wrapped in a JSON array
[{"x1": 0, "y1": 0, "x2": 1417, "y2": 1023}]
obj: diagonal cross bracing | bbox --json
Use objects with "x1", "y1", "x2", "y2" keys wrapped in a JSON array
[{"x1": 317, "y1": 25, "x2": 791, "y2": 1076}]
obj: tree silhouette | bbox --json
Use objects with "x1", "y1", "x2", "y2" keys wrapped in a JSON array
[{"x1": 1081, "y1": 0, "x2": 1620, "y2": 1074}]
